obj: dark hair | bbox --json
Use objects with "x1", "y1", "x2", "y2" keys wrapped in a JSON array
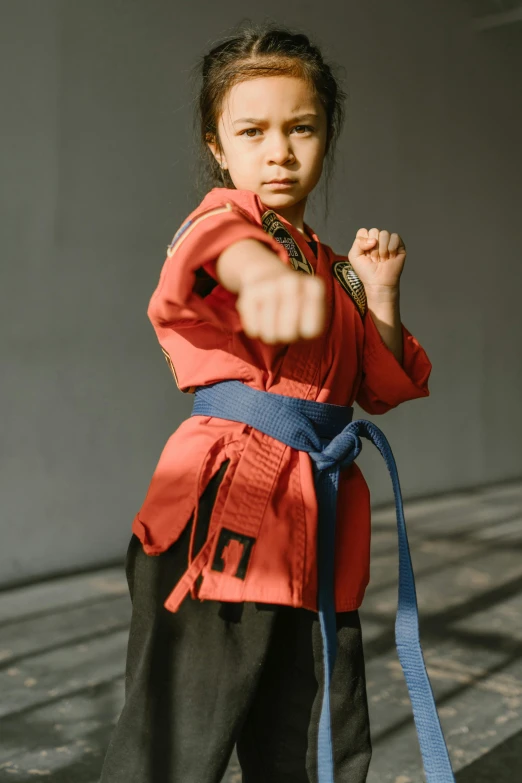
[{"x1": 190, "y1": 20, "x2": 348, "y2": 220}]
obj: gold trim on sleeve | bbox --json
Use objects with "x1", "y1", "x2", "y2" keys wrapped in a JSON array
[{"x1": 161, "y1": 347, "x2": 196, "y2": 394}]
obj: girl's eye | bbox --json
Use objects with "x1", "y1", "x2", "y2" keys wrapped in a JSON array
[{"x1": 239, "y1": 125, "x2": 315, "y2": 138}]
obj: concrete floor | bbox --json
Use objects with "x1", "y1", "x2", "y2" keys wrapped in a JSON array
[{"x1": 1, "y1": 480, "x2": 521, "y2": 782}]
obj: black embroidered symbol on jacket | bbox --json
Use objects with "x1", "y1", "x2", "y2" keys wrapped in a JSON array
[
  {"x1": 211, "y1": 529, "x2": 255, "y2": 580},
  {"x1": 261, "y1": 210, "x2": 314, "y2": 275},
  {"x1": 332, "y1": 261, "x2": 367, "y2": 317}
]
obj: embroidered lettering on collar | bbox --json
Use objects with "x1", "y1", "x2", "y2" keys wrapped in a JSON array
[{"x1": 261, "y1": 210, "x2": 314, "y2": 275}]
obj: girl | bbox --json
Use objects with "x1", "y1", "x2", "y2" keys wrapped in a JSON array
[{"x1": 100, "y1": 23, "x2": 434, "y2": 783}]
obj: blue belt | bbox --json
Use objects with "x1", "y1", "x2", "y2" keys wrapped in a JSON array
[{"x1": 191, "y1": 380, "x2": 455, "y2": 783}]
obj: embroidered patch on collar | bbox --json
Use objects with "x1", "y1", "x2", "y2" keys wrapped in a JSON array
[
  {"x1": 332, "y1": 260, "x2": 367, "y2": 318},
  {"x1": 261, "y1": 210, "x2": 314, "y2": 275}
]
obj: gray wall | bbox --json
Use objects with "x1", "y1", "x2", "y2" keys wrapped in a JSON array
[{"x1": 1, "y1": 0, "x2": 521, "y2": 587}]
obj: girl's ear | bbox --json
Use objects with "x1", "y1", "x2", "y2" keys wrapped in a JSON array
[{"x1": 206, "y1": 132, "x2": 228, "y2": 170}]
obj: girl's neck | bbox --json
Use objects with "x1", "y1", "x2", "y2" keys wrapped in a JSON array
[
  {"x1": 271, "y1": 201, "x2": 312, "y2": 241},
  {"x1": 296, "y1": 225, "x2": 313, "y2": 241}
]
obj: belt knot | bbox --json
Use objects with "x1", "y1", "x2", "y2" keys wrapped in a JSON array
[{"x1": 309, "y1": 425, "x2": 362, "y2": 472}]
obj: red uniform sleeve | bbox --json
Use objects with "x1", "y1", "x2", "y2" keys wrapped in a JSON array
[
  {"x1": 355, "y1": 310, "x2": 432, "y2": 415},
  {"x1": 147, "y1": 199, "x2": 289, "y2": 332}
]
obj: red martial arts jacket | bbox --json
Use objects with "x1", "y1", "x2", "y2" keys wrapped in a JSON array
[{"x1": 132, "y1": 187, "x2": 432, "y2": 613}]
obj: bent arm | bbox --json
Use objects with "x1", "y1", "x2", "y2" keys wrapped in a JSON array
[{"x1": 365, "y1": 288, "x2": 403, "y2": 365}]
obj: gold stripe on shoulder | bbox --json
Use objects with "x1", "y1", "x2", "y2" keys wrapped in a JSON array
[{"x1": 166, "y1": 203, "x2": 234, "y2": 257}]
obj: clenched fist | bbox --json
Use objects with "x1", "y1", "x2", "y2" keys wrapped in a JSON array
[
  {"x1": 237, "y1": 267, "x2": 326, "y2": 344},
  {"x1": 348, "y1": 227, "x2": 406, "y2": 293},
  {"x1": 217, "y1": 237, "x2": 327, "y2": 345}
]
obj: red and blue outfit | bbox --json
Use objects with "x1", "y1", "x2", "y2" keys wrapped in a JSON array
[{"x1": 99, "y1": 187, "x2": 439, "y2": 783}]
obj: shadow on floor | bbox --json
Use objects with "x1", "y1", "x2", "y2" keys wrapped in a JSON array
[{"x1": 456, "y1": 728, "x2": 522, "y2": 781}]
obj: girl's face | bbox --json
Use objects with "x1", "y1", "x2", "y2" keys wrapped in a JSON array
[{"x1": 208, "y1": 75, "x2": 328, "y2": 215}]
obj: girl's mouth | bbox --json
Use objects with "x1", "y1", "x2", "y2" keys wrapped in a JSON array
[{"x1": 265, "y1": 180, "x2": 297, "y2": 189}]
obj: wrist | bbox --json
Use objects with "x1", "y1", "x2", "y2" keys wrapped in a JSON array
[
  {"x1": 238, "y1": 251, "x2": 289, "y2": 290},
  {"x1": 365, "y1": 284, "x2": 400, "y2": 306},
  {"x1": 217, "y1": 238, "x2": 286, "y2": 293}
]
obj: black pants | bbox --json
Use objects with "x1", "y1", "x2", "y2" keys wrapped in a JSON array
[{"x1": 99, "y1": 463, "x2": 372, "y2": 783}]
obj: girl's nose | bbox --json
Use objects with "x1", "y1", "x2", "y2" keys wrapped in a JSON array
[{"x1": 267, "y1": 136, "x2": 295, "y2": 165}]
